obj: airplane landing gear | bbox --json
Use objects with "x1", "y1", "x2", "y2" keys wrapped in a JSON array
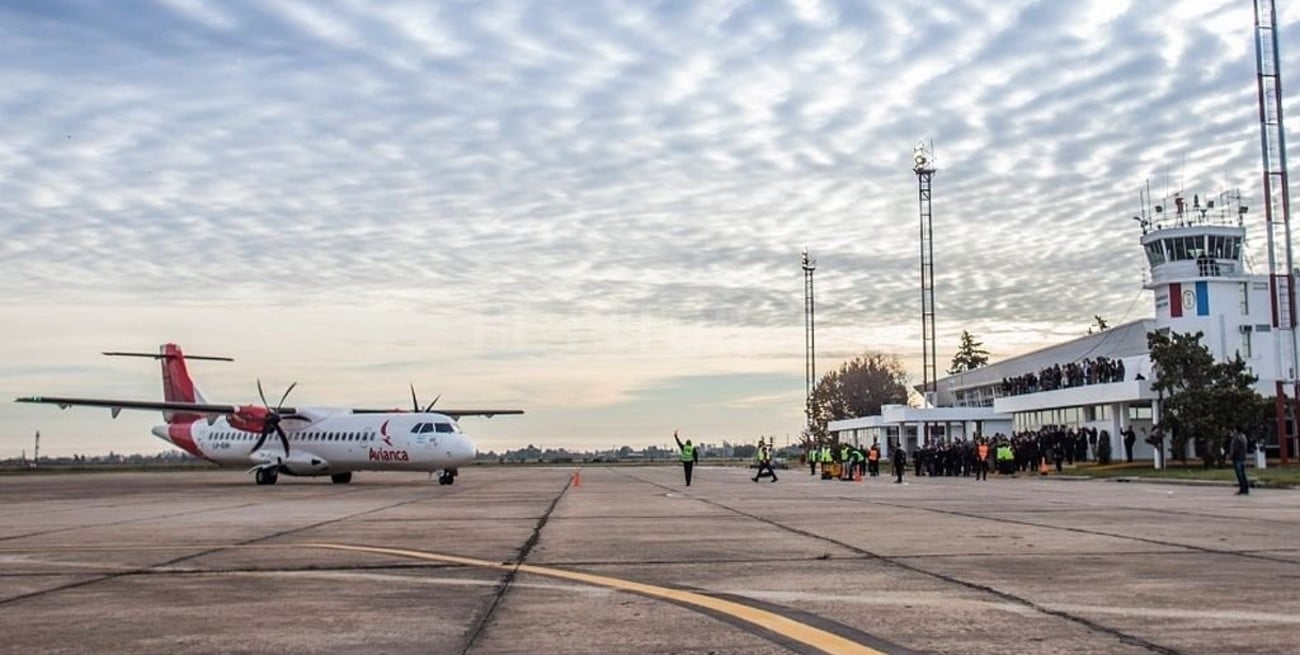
[
  {"x1": 255, "y1": 468, "x2": 279, "y2": 485},
  {"x1": 437, "y1": 469, "x2": 456, "y2": 486},
  {"x1": 330, "y1": 472, "x2": 353, "y2": 484}
]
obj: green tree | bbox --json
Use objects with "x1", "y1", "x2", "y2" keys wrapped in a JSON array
[
  {"x1": 1147, "y1": 330, "x2": 1265, "y2": 466},
  {"x1": 808, "y1": 352, "x2": 909, "y2": 442},
  {"x1": 948, "y1": 330, "x2": 991, "y2": 374}
]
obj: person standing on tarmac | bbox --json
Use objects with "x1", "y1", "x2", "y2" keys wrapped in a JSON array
[
  {"x1": 975, "y1": 438, "x2": 990, "y2": 481},
  {"x1": 673, "y1": 430, "x2": 699, "y2": 486},
  {"x1": 753, "y1": 440, "x2": 778, "y2": 482},
  {"x1": 891, "y1": 445, "x2": 907, "y2": 484},
  {"x1": 1230, "y1": 430, "x2": 1250, "y2": 496}
]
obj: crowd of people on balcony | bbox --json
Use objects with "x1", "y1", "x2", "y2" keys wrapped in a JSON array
[{"x1": 999, "y1": 356, "x2": 1127, "y2": 396}]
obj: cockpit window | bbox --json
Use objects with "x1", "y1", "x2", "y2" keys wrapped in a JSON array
[
  {"x1": 421, "y1": 422, "x2": 436, "y2": 433},
  {"x1": 435, "y1": 422, "x2": 454, "y2": 433},
  {"x1": 410, "y1": 423, "x2": 424, "y2": 434}
]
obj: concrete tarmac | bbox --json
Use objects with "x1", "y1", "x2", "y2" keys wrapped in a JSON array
[{"x1": 1, "y1": 466, "x2": 1297, "y2": 654}]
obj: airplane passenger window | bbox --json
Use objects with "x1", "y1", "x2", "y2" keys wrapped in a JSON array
[{"x1": 435, "y1": 423, "x2": 453, "y2": 433}]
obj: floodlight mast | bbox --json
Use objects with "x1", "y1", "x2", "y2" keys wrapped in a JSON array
[
  {"x1": 802, "y1": 249, "x2": 818, "y2": 439},
  {"x1": 914, "y1": 141, "x2": 938, "y2": 405}
]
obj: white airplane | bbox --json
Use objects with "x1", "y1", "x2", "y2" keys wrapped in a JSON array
[{"x1": 15, "y1": 344, "x2": 522, "y2": 486}]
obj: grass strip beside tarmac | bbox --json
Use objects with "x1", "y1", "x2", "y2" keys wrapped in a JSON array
[{"x1": 1063, "y1": 461, "x2": 1300, "y2": 489}]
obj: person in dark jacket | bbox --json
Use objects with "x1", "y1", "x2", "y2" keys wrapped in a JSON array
[
  {"x1": 1229, "y1": 430, "x2": 1250, "y2": 496},
  {"x1": 1123, "y1": 426, "x2": 1137, "y2": 463},
  {"x1": 891, "y1": 446, "x2": 907, "y2": 484}
]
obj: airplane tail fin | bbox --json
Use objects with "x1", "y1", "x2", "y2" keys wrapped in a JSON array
[
  {"x1": 104, "y1": 344, "x2": 233, "y2": 424},
  {"x1": 159, "y1": 343, "x2": 204, "y2": 406}
]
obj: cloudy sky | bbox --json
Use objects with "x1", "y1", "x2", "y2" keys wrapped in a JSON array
[{"x1": 2, "y1": 0, "x2": 1297, "y2": 457}]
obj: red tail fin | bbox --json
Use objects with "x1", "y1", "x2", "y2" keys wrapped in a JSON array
[
  {"x1": 160, "y1": 343, "x2": 203, "y2": 404},
  {"x1": 160, "y1": 344, "x2": 205, "y2": 424}
]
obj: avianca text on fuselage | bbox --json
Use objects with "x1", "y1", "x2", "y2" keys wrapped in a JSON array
[{"x1": 15, "y1": 343, "x2": 522, "y2": 486}]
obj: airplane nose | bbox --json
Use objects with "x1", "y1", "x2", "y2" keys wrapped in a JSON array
[{"x1": 453, "y1": 436, "x2": 477, "y2": 465}]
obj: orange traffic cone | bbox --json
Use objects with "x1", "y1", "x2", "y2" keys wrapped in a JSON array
[
  {"x1": 1039, "y1": 457, "x2": 1049, "y2": 476},
  {"x1": 854, "y1": 466, "x2": 863, "y2": 482},
  {"x1": 571, "y1": 470, "x2": 582, "y2": 487}
]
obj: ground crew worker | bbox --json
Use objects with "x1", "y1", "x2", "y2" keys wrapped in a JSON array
[
  {"x1": 673, "y1": 430, "x2": 698, "y2": 486},
  {"x1": 753, "y1": 441, "x2": 778, "y2": 483},
  {"x1": 867, "y1": 441, "x2": 881, "y2": 477},
  {"x1": 849, "y1": 446, "x2": 865, "y2": 480},
  {"x1": 839, "y1": 443, "x2": 853, "y2": 480},
  {"x1": 807, "y1": 445, "x2": 817, "y2": 475},
  {"x1": 976, "y1": 439, "x2": 990, "y2": 481},
  {"x1": 996, "y1": 441, "x2": 1014, "y2": 475}
]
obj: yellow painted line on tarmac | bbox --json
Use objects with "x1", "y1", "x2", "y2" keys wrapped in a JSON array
[
  {"x1": 0, "y1": 542, "x2": 887, "y2": 654},
  {"x1": 303, "y1": 542, "x2": 885, "y2": 655}
]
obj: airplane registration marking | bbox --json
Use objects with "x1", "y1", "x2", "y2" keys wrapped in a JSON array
[{"x1": 304, "y1": 543, "x2": 886, "y2": 655}]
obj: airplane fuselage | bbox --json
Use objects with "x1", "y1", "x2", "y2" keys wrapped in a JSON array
[{"x1": 152, "y1": 407, "x2": 476, "y2": 477}]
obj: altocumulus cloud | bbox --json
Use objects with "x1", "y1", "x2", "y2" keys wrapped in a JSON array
[{"x1": 0, "y1": 0, "x2": 1297, "y2": 453}]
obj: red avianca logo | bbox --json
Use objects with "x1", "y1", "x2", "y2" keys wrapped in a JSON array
[{"x1": 369, "y1": 448, "x2": 409, "y2": 462}]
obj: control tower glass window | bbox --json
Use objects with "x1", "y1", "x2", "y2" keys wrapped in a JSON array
[
  {"x1": 1209, "y1": 236, "x2": 1225, "y2": 259},
  {"x1": 1146, "y1": 242, "x2": 1167, "y2": 266},
  {"x1": 1170, "y1": 238, "x2": 1187, "y2": 261}
]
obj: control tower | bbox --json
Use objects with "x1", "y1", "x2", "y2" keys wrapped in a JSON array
[{"x1": 1138, "y1": 191, "x2": 1279, "y2": 384}]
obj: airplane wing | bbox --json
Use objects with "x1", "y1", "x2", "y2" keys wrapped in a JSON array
[
  {"x1": 437, "y1": 409, "x2": 524, "y2": 419},
  {"x1": 350, "y1": 408, "x2": 525, "y2": 418},
  {"x1": 14, "y1": 396, "x2": 299, "y2": 418},
  {"x1": 17, "y1": 396, "x2": 515, "y2": 419}
]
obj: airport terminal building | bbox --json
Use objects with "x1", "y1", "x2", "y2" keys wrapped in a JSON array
[{"x1": 831, "y1": 192, "x2": 1295, "y2": 461}]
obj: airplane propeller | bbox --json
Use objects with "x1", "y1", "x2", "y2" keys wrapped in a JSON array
[
  {"x1": 409, "y1": 384, "x2": 441, "y2": 412},
  {"x1": 250, "y1": 379, "x2": 297, "y2": 456}
]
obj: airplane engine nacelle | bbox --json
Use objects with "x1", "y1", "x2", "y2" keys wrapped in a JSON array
[{"x1": 228, "y1": 405, "x2": 270, "y2": 433}]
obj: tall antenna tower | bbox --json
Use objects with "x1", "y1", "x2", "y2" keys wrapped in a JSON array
[
  {"x1": 913, "y1": 141, "x2": 938, "y2": 403},
  {"x1": 802, "y1": 249, "x2": 817, "y2": 438},
  {"x1": 1254, "y1": 0, "x2": 1296, "y2": 463}
]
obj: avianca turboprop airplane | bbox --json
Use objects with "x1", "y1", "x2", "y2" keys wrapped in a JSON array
[{"x1": 15, "y1": 344, "x2": 522, "y2": 486}]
